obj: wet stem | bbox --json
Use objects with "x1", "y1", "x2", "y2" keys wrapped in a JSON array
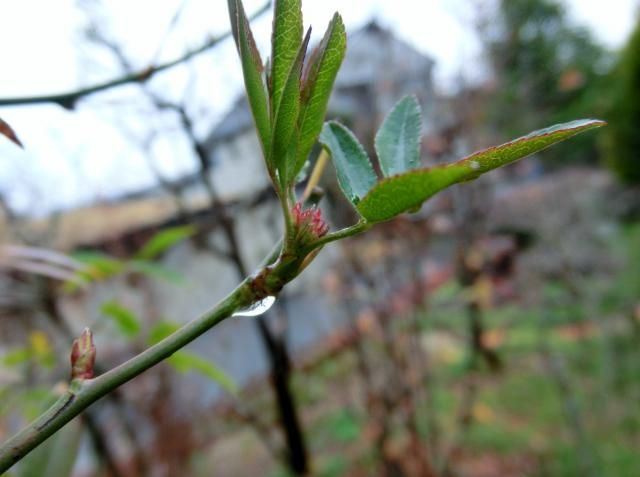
[{"x1": 304, "y1": 220, "x2": 371, "y2": 253}]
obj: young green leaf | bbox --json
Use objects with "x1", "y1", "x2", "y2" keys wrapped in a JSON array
[
  {"x1": 270, "y1": 0, "x2": 303, "y2": 116},
  {"x1": 168, "y1": 351, "x2": 237, "y2": 394},
  {"x1": 357, "y1": 119, "x2": 606, "y2": 223},
  {"x1": 101, "y1": 301, "x2": 142, "y2": 338},
  {"x1": 271, "y1": 28, "x2": 311, "y2": 185},
  {"x1": 227, "y1": 0, "x2": 272, "y2": 159},
  {"x1": 292, "y1": 13, "x2": 347, "y2": 182},
  {"x1": 134, "y1": 225, "x2": 195, "y2": 260},
  {"x1": 375, "y1": 95, "x2": 422, "y2": 176},
  {"x1": 319, "y1": 121, "x2": 377, "y2": 205}
]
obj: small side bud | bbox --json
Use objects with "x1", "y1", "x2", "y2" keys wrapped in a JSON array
[{"x1": 70, "y1": 328, "x2": 96, "y2": 380}]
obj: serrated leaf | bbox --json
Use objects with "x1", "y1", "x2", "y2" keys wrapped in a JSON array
[
  {"x1": 320, "y1": 121, "x2": 377, "y2": 205},
  {"x1": 168, "y1": 351, "x2": 237, "y2": 394},
  {"x1": 228, "y1": 0, "x2": 271, "y2": 159},
  {"x1": 292, "y1": 13, "x2": 346, "y2": 181},
  {"x1": 101, "y1": 301, "x2": 141, "y2": 338},
  {"x1": 375, "y1": 95, "x2": 422, "y2": 176},
  {"x1": 272, "y1": 28, "x2": 311, "y2": 185},
  {"x1": 271, "y1": 0, "x2": 303, "y2": 116},
  {"x1": 135, "y1": 225, "x2": 195, "y2": 260},
  {"x1": 147, "y1": 320, "x2": 181, "y2": 345},
  {"x1": 357, "y1": 119, "x2": 606, "y2": 223},
  {"x1": 127, "y1": 260, "x2": 185, "y2": 283}
]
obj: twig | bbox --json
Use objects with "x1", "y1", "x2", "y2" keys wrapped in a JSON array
[{"x1": 0, "y1": 2, "x2": 271, "y2": 109}]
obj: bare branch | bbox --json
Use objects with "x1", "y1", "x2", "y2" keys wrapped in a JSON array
[{"x1": 0, "y1": 2, "x2": 271, "y2": 109}]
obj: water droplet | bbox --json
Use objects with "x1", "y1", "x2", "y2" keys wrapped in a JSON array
[
  {"x1": 469, "y1": 161, "x2": 480, "y2": 171},
  {"x1": 232, "y1": 296, "x2": 276, "y2": 318}
]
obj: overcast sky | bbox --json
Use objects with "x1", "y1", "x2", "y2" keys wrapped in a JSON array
[{"x1": 0, "y1": 0, "x2": 638, "y2": 215}]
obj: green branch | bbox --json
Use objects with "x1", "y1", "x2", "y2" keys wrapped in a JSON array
[
  {"x1": 306, "y1": 220, "x2": 371, "y2": 251},
  {"x1": 0, "y1": 242, "x2": 315, "y2": 472},
  {"x1": 0, "y1": 2, "x2": 271, "y2": 109},
  {"x1": 0, "y1": 280, "x2": 250, "y2": 472}
]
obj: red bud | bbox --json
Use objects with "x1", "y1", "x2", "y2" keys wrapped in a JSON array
[
  {"x1": 292, "y1": 203, "x2": 329, "y2": 241},
  {"x1": 70, "y1": 328, "x2": 96, "y2": 380}
]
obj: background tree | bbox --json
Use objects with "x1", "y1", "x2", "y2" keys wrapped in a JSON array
[
  {"x1": 602, "y1": 15, "x2": 640, "y2": 184},
  {"x1": 479, "y1": 0, "x2": 608, "y2": 165}
]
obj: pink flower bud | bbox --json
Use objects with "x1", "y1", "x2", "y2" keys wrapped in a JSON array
[
  {"x1": 292, "y1": 203, "x2": 329, "y2": 241},
  {"x1": 70, "y1": 328, "x2": 96, "y2": 380}
]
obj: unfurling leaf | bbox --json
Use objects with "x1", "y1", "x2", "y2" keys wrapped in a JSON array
[
  {"x1": 292, "y1": 13, "x2": 347, "y2": 182},
  {"x1": 375, "y1": 95, "x2": 422, "y2": 176},
  {"x1": 101, "y1": 301, "x2": 141, "y2": 338},
  {"x1": 319, "y1": 121, "x2": 377, "y2": 205},
  {"x1": 227, "y1": 0, "x2": 271, "y2": 159},
  {"x1": 272, "y1": 28, "x2": 311, "y2": 184},
  {"x1": 168, "y1": 351, "x2": 237, "y2": 394},
  {"x1": 271, "y1": 0, "x2": 304, "y2": 114},
  {"x1": 0, "y1": 117, "x2": 23, "y2": 148},
  {"x1": 357, "y1": 119, "x2": 606, "y2": 223}
]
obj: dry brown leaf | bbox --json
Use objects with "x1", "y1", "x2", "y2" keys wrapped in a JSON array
[{"x1": 0, "y1": 117, "x2": 23, "y2": 148}]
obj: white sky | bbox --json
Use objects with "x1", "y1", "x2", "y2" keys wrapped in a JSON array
[{"x1": 0, "y1": 0, "x2": 637, "y2": 215}]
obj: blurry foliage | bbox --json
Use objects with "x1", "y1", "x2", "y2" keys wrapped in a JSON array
[
  {"x1": 602, "y1": 17, "x2": 640, "y2": 184},
  {"x1": 66, "y1": 225, "x2": 195, "y2": 291},
  {"x1": 0, "y1": 225, "x2": 235, "y2": 440},
  {"x1": 147, "y1": 319, "x2": 237, "y2": 394},
  {"x1": 133, "y1": 225, "x2": 196, "y2": 261},
  {"x1": 1, "y1": 332, "x2": 55, "y2": 370},
  {"x1": 480, "y1": 0, "x2": 609, "y2": 165},
  {"x1": 100, "y1": 301, "x2": 142, "y2": 338}
]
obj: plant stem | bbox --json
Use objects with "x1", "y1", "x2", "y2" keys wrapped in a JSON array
[
  {"x1": 0, "y1": 279, "x2": 255, "y2": 473},
  {"x1": 307, "y1": 220, "x2": 371, "y2": 250}
]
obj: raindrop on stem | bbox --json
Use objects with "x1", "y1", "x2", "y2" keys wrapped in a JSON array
[{"x1": 232, "y1": 296, "x2": 276, "y2": 317}]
